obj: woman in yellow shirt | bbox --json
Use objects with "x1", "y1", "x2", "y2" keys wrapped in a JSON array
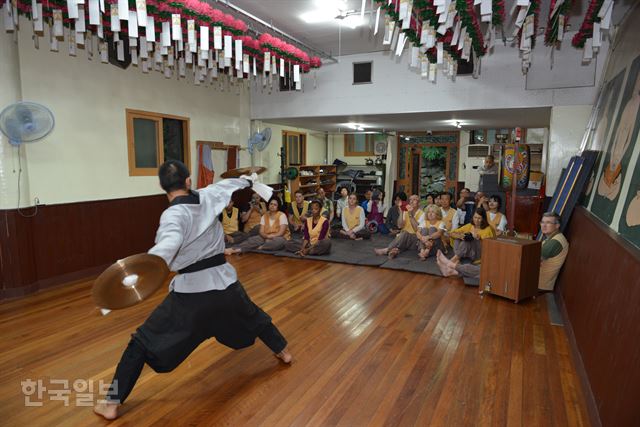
[{"x1": 437, "y1": 207, "x2": 495, "y2": 273}]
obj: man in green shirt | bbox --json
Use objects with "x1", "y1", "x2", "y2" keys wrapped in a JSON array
[{"x1": 539, "y1": 212, "x2": 569, "y2": 291}]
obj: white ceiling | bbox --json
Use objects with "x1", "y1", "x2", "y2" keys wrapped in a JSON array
[
  {"x1": 225, "y1": 0, "x2": 595, "y2": 58},
  {"x1": 261, "y1": 107, "x2": 552, "y2": 133},
  {"x1": 223, "y1": 1, "x2": 631, "y2": 132}
]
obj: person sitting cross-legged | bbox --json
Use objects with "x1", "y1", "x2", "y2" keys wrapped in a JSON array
[
  {"x1": 285, "y1": 200, "x2": 332, "y2": 256},
  {"x1": 227, "y1": 197, "x2": 291, "y2": 253},
  {"x1": 288, "y1": 191, "x2": 311, "y2": 234},
  {"x1": 385, "y1": 191, "x2": 407, "y2": 235},
  {"x1": 241, "y1": 193, "x2": 267, "y2": 236},
  {"x1": 375, "y1": 194, "x2": 425, "y2": 259},
  {"x1": 417, "y1": 204, "x2": 448, "y2": 260},
  {"x1": 436, "y1": 207, "x2": 495, "y2": 277},
  {"x1": 221, "y1": 200, "x2": 248, "y2": 247},
  {"x1": 337, "y1": 193, "x2": 371, "y2": 240}
]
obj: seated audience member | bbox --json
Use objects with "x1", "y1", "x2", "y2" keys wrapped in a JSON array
[
  {"x1": 456, "y1": 190, "x2": 487, "y2": 226},
  {"x1": 385, "y1": 191, "x2": 407, "y2": 234},
  {"x1": 317, "y1": 187, "x2": 335, "y2": 222},
  {"x1": 360, "y1": 189, "x2": 373, "y2": 211},
  {"x1": 228, "y1": 197, "x2": 291, "y2": 253},
  {"x1": 418, "y1": 204, "x2": 448, "y2": 260},
  {"x1": 366, "y1": 190, "x2": 389, "y2": 234},
  {"x1": 288, "y1": 191, "x2": 310, "y2": 233},
  {"x1": 338, "y1": 194, "x2": 371, "y2": 240},
  {"x1": 375, "y1": 194, "x2": 425, "y2": 258},
  {"x1": 285, "y1": 200, "x2": 331, "y2": 256},
  {"x1": 486, "y1": 195, "x2": 507, "y2": 236},
  {"x1": 436, "y1": 207, "x2": 495, "y2": 276},
  {"x1": 455, "y1": 188, "x2": 474, "y2": 226},
  {"x1": 434, "y1": 193, "x2": 442, "y2": 208},
  {"x1": 439, "y1": 192, "x2": 458, "y2": 232},
  {"x1": 335, "y1": 187, "x2": 349, "y2": 219},
  {"x1": 221, "y1": 200, "x2": 248, "y2": 246},
  {"x1": 421, "y1": 194, "x2": 435, "y2": 209},
  {"x1": 538, "y1": 212, "x2": 569, "y2": 291},
  {"x1": 241, "y1": 193, "x2": 267, "y2": 235}
]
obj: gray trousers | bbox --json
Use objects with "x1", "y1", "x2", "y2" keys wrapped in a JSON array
[
  {"x1": 225, "y1": 231, "x2": 249, "y2": 247},
  {"x1": 455, "y1": 263, "x2": 481, "y2": 279},
  {"x1": 285, "y1": 239, "x2": 332, "y2": 255},
  {"x1": 234, "y1": 235, "x2": 287, "y2": 252},
  {"x1": 335, "y1": 228, "x2": 371, "y2": 240},
  {"x1": 418, "y1": 227, "x2": 447, "y2": 257},
  {"x1": 453, "y1": 239, "x2": 482, "y2": 262},
  {"x1": 388, "y1": 231, "x2": 418, "y2": 251}
]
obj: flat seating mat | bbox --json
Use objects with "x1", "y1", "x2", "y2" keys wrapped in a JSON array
[{"x1": 245, "y1": 234, "x2": 451, "y2": 276}]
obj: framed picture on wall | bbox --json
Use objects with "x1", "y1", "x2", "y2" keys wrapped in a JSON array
[{"x1": 591, "y1": 54, "x2": 640, "y2": 226}]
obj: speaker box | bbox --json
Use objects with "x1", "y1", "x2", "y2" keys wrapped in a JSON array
[{"x1": 107, "y1": 36, "x2": 131, "y2": 69}]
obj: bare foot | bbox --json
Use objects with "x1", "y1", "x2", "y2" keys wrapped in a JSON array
[
  {"x1": 418, "y1": 248, "x2": 428, "y2": 260},
  {"x1": 94, "y1": 400, "x2": 119, "y2": 420},
  {"x1": 374, "y1": 248, "x2": 388, "y2": 256},
  {"x1": 276, "y1": 348, "x2": 293, "y2": 364},
  {"x1": 436, "y1": 249, "x2": 445, "y2": 263},
  {"x1": 388, "y1": 248, "x2": 400, "y2": 259}
]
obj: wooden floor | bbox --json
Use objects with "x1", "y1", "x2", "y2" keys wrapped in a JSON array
[{"x1": 0, "y1": 254, "x2": 590, "y2": 426}]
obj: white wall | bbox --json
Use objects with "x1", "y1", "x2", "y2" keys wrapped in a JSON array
[
  {"x1": 251, "y1": 33, "x2": 607, "y2": 120},
  {"x1": 4, "y1": 19, "x2": 252, "y2": 206},
  {"x1": 254, "y1": 122, "x2": 327, "y2": 184},
  {"x1": 0, "y1": 32, "x2": 30, "y2": 209},
  {"x1": 547, "y1": 105, "x2": 592, "y2": 195}
]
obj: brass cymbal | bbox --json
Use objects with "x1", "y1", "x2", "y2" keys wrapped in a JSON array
[
  {"x1": 220, "y1": 166, "x2": 267, "y2": 178},
  {"x1": 92, "y1": 254, "x2": 170, "y2": 310}
]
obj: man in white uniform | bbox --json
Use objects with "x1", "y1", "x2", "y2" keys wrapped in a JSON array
[{"x1": 94, "y1": 160, "x2": 291, "y2": 420}]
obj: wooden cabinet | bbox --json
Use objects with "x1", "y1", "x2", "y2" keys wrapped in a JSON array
[
  {"x1": 290, "y1": 165, "x2": 337, "y2": 200},
  {"x1": 479, "y1": 237, "x2": 541, "y2": 303}
]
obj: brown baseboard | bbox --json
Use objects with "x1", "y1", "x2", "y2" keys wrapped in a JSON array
[{"x1": 555, "y1": 292, "x2": 601, "y2": 427}]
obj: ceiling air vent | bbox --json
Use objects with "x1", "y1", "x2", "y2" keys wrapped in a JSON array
[{"x1": 353, "y1": 61, "x2": 372, "y2": 84}]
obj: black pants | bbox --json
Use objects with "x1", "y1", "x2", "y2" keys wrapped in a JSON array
[{"x1": 106, "y1": 282, "x2": 287, "y2": 403}]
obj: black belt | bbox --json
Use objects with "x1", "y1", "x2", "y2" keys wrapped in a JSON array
[{"x1": 178, "y1": 253, "x2": 226, "y2": 274}]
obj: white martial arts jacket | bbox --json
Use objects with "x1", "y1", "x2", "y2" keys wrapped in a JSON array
[{"x1": 148, "y1": 178, "x2": 251, "y2": 293}]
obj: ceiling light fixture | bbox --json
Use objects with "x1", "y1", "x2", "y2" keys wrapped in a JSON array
[{"x1": 300, "y1": 0, "x2": 347, "y2": 24}]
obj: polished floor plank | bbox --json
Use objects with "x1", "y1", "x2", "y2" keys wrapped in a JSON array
[{"x1": 0, "y1": 254, "x2": 591, "y2": 426}]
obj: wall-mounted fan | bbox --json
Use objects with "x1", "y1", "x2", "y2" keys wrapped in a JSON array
[
  {"x1": 0, "y1": 102, "x2": 55, "y2": 146},
  {"x1": 247, "y1": 127, "x2": 272, "y2": 154}
]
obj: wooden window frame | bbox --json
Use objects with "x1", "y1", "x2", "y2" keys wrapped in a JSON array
[
  {"x1": 344, "y1": 134, "x2": 375, "y2": 156},
  {"x1": 283, "y1": 131, "x2": 306, "y2": 166},
  {"x1": 126, "y1": 109, "x2": 191, "y2": 176}
]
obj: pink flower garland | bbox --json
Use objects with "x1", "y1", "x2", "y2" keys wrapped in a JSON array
[
  {"x1": 9, "y1": 0, "x2": 320, "y2": 71},
  {"x1": 571, "y1": 0, "x2": 603, "y2": 48}
]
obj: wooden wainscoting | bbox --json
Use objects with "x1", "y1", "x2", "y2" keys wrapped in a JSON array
[
  {"x1": 556, "y1": 207, "x2": 640, "y2": 427},
  {"x1": 0, "y1": 194, "x2": 168, "y2": 299}
]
